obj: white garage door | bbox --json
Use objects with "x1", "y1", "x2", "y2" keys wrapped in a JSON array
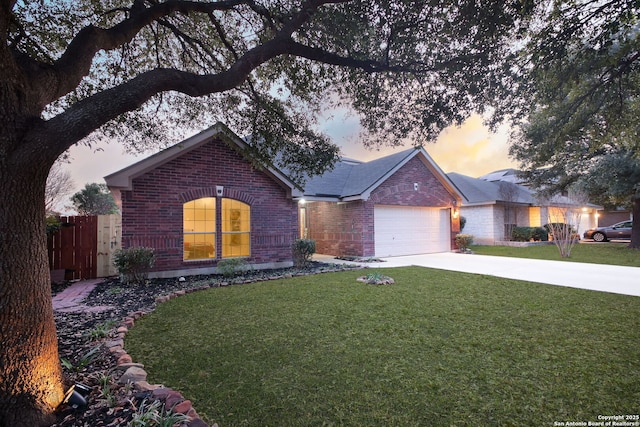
[{"x1": 374, "y1": 205, "x2": 451, "y2": 257}]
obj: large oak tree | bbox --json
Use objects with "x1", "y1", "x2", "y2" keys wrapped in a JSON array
[
  {"x1": 0, "y1": 0, "x2": 534, "y2": 424},
  {"x1": 505, "y1": 0, "x2": 640, "y2": 247}
]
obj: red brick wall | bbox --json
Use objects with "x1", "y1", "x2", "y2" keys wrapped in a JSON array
[
  {"x1": 307, "y1": 155, "x2": 457, "y2": 257},
  {"x1": 368, "y1": 157, "x2": 455, "y2": 206},
  {"x1": 306, "y1": 201, "x2": 367, "y2": 256},
  {"x1": 120, "y1": 138, "x2": 298, "y2": 273}
]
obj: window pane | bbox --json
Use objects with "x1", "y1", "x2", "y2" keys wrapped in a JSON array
[
  {"x1": 221, "y1": 199, "x2": 250, "y2": 258},
  {"x1": 183, "y1": 233, "x2": 215, "y2": 260},
  {"x1": 184, "y1": 198, "x2": 216, "y2": 260},
  {"x1": 222, "y1": 233, "x2": 250, "y2": 258}
]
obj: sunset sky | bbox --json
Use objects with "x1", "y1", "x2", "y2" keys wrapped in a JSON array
[{"x1": 62, "y1": 112, "x2": 517, "y2": 200}]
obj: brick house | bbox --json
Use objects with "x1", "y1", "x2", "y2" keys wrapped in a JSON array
[
  {"x1": 106, "y1": 123, "x2": 464, "y2": 277},
  {"x1": 105, "y1": 123, "x2": 303, "y2": 278},
  {"x1": 300, "y1": 148, "x2": 464, "y2": 257}
]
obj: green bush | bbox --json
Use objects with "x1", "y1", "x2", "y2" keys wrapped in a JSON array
[
  {"x1": 292, "y1": 239, "x2": 316, "y2": 268},
  {"x1": 46, "y1": 215, "x2": 62, "y2": 237},
  {"x1": 459, "y1": 216, "x2": 466, "y2": 231},
  {"x1": 216, "y1": 258, "x2": 248, "y2": 278},
  {"x1": 455, "y1": 234, "x2": 474, "y2": 251},
  {"x1": 543, "y1": 223, "x2": 579, "y2": 240},
  {"x1": 113, "y1": 247, "x2": 156, "y2": 284},
  {"x1": 511, "y1": 227, "x2": 548, "y2": 242}
]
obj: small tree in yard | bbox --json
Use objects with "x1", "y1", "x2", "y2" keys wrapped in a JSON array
[
  {"x1": 45, "y1": 160, "x2": 74, "y2": 215},
  {"x1": 539, "y1": 188, "x2": 589, "y2": 258},
  {"x1": 71, "y1": 183, "x2": 119, "y2": 215}
]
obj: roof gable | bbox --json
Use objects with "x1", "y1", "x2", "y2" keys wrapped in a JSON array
[
  {"x1": 304, "y1": 147, "x2": 465, "y2": 202},
  {"x1": 447, "y1": 172, "x2": 535, "y2": 205},
  {"x1": 104, "y1": 122, "x2": 302, "y2": 197}
]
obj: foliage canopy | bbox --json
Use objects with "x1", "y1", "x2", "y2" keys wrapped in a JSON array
[
  {"x1": 71, "y1": 183, "x2": 119, "y2": 215},
  {"x1": 1, "y1": 2, "x2": 540, "y2": 424},
  {"x1": 8, "y1": 0, "x2": 536, "y2": 180},
  {"x1": 504, "y1": 0, "x2": 640, "y2": 247}
]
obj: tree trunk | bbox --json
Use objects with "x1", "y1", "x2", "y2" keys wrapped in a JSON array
[
  {"x1": 0, "y1": 161, "x2": 66, "y2": 426},
  {"x1": 630, "y1": 196, "x2": 640, "y2": 249}
]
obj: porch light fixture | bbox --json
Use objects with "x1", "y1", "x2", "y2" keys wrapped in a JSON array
[
  {"x1": 452, "y1": 208, "x2": 459, "y2": 219},
  {"x1": 298, "y1": 199, "x2": 306, "y2": 205}
]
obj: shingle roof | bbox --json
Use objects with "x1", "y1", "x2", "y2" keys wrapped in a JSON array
[
  {"x1": 447, "y1": 172, "x2": 534, "y2": 205},
  {"x1": 303, "y1": 148, "x2": 439, "y2": 199}
]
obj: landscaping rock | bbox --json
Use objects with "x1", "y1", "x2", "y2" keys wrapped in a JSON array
[
  {"x1": 356, "y1": 275, "x2": 395, "y2": 285},
  {"x1": 118, "y1": 366, "x2": 147, "y2": 384}
]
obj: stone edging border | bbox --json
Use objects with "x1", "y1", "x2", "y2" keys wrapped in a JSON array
[{"x1": 104, "y1": 264, "x2": 364, "y2": 427}]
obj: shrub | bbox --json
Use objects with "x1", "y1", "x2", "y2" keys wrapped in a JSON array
[
  {"x1": 543, "y1": 223, "x2": 578, "y2": 241},
  {"x1": 46, "y1": 215, "x2": 62, "y2": 237},
  {"x1": 459, "y1": 216, "x2": 466, "y2": 231},
  {"x1": 216, "y1": 258, "x2": 248, "y2": 278},
  {"x1": 292, "y1": 239, "x2": 316, "y2": 268},
  {"x1": 511, "y1": 227, "x2": 548, "y2": 242},
  {"x1": 113, "y1": 247, "x2": 156, "y2": 284},
  {"x1": 455, "y1": 234, "x2": 474, "y2": 251}
]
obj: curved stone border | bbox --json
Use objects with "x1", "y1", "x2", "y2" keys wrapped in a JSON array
[
  {"x1": 107, "y1": 265, "x2": 363, "y2": 427},
  {"x1": 106, "y1": 295, "x2": 213, "y2": 427}
]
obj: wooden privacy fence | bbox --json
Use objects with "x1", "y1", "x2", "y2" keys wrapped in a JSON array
[{"x1": 48, "y1": 214, "x2": 122, "y2": 281}]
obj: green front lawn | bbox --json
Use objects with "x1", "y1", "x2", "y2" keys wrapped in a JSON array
[
  {"x1": 126, "y1": 268, "x2": 640, "y2": 426},
  {"x1": 471, "y1": 242, "x2": 640, "y2": 267}
]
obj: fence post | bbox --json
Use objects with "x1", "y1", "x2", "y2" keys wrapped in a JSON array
[{"x1": 96, "y1": 214, "x2": 122, "y2": 277}]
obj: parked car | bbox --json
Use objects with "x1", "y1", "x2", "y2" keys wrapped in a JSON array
[{"x1": 583, "y1": 220, "x2": 633, "y2": 242}]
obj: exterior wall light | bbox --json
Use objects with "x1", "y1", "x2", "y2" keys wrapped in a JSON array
[{"x1": 61, "y1": 383, "x2": 91, "y2": 410}]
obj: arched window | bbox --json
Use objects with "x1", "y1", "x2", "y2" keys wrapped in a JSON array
[
  {"x1": 183, "y1": 197, "x2": 251, "y2": 260},
  {"x1": 183, "y1": 197, "x2": 216, "y2": 260},
  {"x1": 222, "y1": 199, "x2": 250, "y2": 258}
]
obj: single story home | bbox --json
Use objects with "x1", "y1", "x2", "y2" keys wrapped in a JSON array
[
  {"x1": 105, "y1": 123, "x2": 303, "y2": 278},
  {"x1": 105, "y1": 123, "x2": 464, "y2": 277},
  {"x1": 447, "y1": 169, "x2": 601, "y2": 245},
  {"x1": 300, "y1": 148, "x2": 464, "y2": 257}
]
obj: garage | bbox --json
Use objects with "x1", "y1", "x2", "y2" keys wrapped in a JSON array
[{"x1": 374, "y1": 205, "x2": 451, "y2": 257}]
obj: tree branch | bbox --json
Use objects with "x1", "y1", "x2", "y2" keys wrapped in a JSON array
[
  {"x1": 25, "y1": 0, "x2": 348, "y2": 106},
  {"x1": 283, "y1": 39, "x2": 486, "y2": 74},
  {"x1": 33, "y1": 1, "x2": 259, "y2": 102},
  {"x1": 32, "y1": 34, "x2": 296, "y2": 154}
]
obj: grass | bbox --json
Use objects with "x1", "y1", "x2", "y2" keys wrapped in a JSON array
[
  {"x1": 126, "y1": 268, "x2": 640, "y2": 426},
  {"x1": 471, "y1": 242, "x2": 640, "y2": 267}
]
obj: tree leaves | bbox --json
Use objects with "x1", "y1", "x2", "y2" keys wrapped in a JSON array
[{"x1": 6, "y1": 0, "x2": 536, "y2": 177}]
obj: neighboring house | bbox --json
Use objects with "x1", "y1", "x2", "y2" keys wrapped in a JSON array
[
  {"x1": 448, "y1": 169, "x2": 601, "y2": 245},
  {"x1": 105, "y1": 123, "x2": 303, "y2": 278},
  {"x1": 106, "y1": 124, "x2": 465, "y2": 277},
  {"x1": 596, "y1": 208, "x2": 632, "y2": 227},
  {"x1": 301, "y1": 148, "x2": 464, "y2": 257}
]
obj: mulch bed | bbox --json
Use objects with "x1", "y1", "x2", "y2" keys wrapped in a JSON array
[{"x1": 51, "y1": 262, "x2": 358, "y2": 426}]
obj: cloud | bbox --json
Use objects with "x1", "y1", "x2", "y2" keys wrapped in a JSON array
[{"x1": 330, "y1": 113, "x2": 516, "y2": 177}]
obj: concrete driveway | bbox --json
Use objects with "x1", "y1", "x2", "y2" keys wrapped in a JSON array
[{"x1": 315, "y1": 252, "x2": 640, "y2": 297}]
